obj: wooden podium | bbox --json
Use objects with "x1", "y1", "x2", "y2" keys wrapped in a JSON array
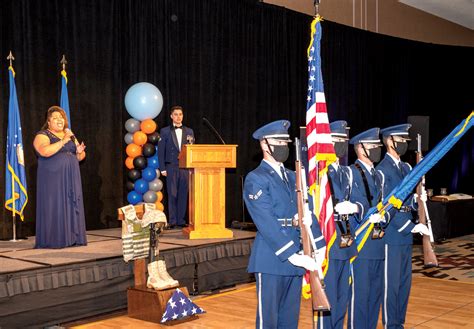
[{"x1": 179, "y1": 144, "x2": 237, "y2": 239}]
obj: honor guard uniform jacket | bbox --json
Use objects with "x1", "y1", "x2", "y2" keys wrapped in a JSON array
[
  {"x1": 348, "y1": 128, "x2": 386, "y2": 260},
  {"x1": 328, "y1": 121, "x2": 358, "y2": 260},
  {"x1": 244, "y1": 160, "x2": 326, "y2": 275},
  {"x1": 328, "y1": 163, "x2": 358, "y2": 260}
]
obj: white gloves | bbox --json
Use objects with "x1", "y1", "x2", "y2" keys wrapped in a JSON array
[
  {"x1": 420, "y1": 190, "x2": 428, "y2": 202},
  {"x1": 334, "y1": 201, "x2": 358, "y2": 215},
  {"x1": 414, "y1": 191, "x2": 428, "y2": 203},
  {"x1": 314, "y1": 247, "x2": 326, "y2": 268},
  {"x1": 302, "y1": 213, "x2": 312, "y2": 228},
  {"x1": 368, "y1": 213, "x2": 383, "y2": 224},
  {"x1": 294, "y1": 205, "x2": 313, "y2": 229},
  {"x1": 288, "y1": 254, "x2": 318, "y2": 272},
  {"x1": 411, "y1": 223, "x2": 430, "y2": 235}
]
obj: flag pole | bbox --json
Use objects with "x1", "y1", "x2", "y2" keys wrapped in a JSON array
[
  {"x1": 7, "y1": 51, "x2": 18, "y2": 242},
  {"x1": 312, "y1": 3, "x2": 321, "y2": 328}
]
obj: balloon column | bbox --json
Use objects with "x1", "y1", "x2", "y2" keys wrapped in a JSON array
[{"x1": 124, "y1": 82, "x2": 165, "y2": 211}]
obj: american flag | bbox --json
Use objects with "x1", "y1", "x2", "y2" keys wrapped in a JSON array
[
  {"x1": 161, "y1": 288, "x2": 205, "y2": 323},
  {"x1": 305, "y1": 16, "x2": 337, "y2": 275}
]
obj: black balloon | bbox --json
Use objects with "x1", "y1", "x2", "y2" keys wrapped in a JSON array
[
  {"x1": 147, "y1": 132, "x2": 160, "y2": 145},
  {"x1": 126, "y1": 180, "x2": 135, "y2": 191},
  {"x1": 133, "y1": 156, "x2": 148, "y2": 170},
  {"x1": 142, "y1": 143, "x2": 156, "y2": 157},
  {"x1": 128, "y1": 169, "x2": 141, "y2": 181}
]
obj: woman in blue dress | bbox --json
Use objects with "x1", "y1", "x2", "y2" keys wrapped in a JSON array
[{"x1": 33, "y1": 106, "x2": 87, "y2": 248}]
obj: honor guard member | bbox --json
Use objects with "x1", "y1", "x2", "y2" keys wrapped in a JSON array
[
  {"x1": 244, "y1": 120, "x2": 326, "y2": 329},
  {"x1": 346, "y1": 127, "x2": 386, "y2": 329},
  {"x1": 377, "y1": 124, "x2": 429, "y2": 329},
  {"x1": 319, "y1": 120, "x2": 358, "y2": 329}
]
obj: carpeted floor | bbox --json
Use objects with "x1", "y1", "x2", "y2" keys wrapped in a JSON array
[{"x1": 412, "y1": 234, "x2": 474, "y2": 282}]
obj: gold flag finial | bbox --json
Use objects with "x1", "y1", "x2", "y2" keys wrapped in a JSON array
[
  {"x1": 314, "y1": 0, "x2": 321, "y2": 17},
  {"x1": 60, "y1": 54, "x2": 68, "y2": 70},
  {"x1": 7, "y1": 51, "x2": 14, "y2": 66}
]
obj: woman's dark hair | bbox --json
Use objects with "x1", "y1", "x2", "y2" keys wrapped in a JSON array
[{"x1": 41, "y1": 106, "x2": 69, "y2": 130}]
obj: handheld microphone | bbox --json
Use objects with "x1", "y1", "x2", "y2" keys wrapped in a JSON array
[
  {"x1": 202, "y1": 117, "x2": 225, "y2": 144},
  {"x1": 65, "y1": 128, "x2": 76, "y2": 143}
]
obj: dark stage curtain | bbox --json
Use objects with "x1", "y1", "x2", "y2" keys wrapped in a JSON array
[{"x1": 0, "y1": 0, "x2": 472, "y2": 238}]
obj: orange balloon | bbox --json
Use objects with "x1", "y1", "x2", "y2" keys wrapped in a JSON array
[
  {"x1": 156, "y1": 191, "x2": 163, "y2": 202},
  {"x1": 126, "y1": 143, "x2": 142, "y2": 158},
  {"x1": 125, "y1": 157, "x2": 134, "y2": 169},
  {"x1": 155, "y1": 201, "x2": 164, "y2": 211},
  {"x1": 133, "y1": 131, "x2": 147, "y2": 146},
  {"x1": 141, "y1": 119, "x2": 157, "y2": 134}
]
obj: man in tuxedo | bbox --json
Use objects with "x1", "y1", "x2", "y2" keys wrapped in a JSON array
[{"x1": 158, "y1": 105, "x2": 194, "y2": 229}]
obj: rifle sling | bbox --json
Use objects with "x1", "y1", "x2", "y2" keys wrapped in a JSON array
[{"x1": 354, "y1": 163, "x2": 379, "y2": 206}]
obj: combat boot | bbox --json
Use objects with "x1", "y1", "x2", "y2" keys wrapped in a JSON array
[
  {"x1": 147, "y1": 261, "x2": 169, "y2": 290},
  {"x1": 157, "y1": 260, "x2": 179, "y2": 288}
]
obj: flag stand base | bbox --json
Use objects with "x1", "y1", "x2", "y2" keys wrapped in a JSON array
[
  {"x1": 127, "y1": 285, "x2": 199, "y2": 325},
  {"x1": 231, "y1": 220, "x2": 256, "y2": 231}
]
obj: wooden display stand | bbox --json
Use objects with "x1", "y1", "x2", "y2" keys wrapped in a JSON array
[
  {"x1": 179, "y1": 144, "x2": 237, "y2": 239},
  {"x1": 118, "y1": 206, "x2": 195, "y2": 324},
  {"x1": 127, "y1": 285, "x2": 197, "y2": 325}
]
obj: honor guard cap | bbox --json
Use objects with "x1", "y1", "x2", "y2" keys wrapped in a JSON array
[
  {"x1": 330, "y1": 120, "x2": 350, "y2": 139},
  {"x1": 349, "y1": 127, "x2": 382, "y2": 145},
  {"x1": 252, "y1": 120, "x2": 292, "y2": 142},
  {"x1": 380, "y1": 124, "x2": 412, "y2": 139}
]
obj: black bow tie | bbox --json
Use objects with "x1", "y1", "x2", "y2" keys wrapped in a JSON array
[{"x1": 174, "y1": 125, "x2": 182, "y2": 130}]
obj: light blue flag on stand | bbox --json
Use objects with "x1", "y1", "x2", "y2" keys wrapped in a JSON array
[
  {"x1": 5, "y1": 65, "x2": 28, "y2": 220},
  {"x1": 60, "y1": 67, "x2": 71, "y2": 126}
]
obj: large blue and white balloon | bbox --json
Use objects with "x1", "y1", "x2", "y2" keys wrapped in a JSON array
[{"x1": 124, "y1": 82, "x2": 163, "y2": 120}]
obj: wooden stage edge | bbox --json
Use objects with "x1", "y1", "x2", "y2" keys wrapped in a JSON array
[{"x1": 69, "y1": 276, "x2": 474, "y2": 328}]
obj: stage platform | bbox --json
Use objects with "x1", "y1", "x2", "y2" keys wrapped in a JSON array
[{"x1": 0, "y1": 228, "x2": 256, "y2": 328}]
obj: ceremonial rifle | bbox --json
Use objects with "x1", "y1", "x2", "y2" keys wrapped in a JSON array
[
  {"x1": 295, "y1": 138, "x2": 331, "y2": 312},
  {"x1": 415, "y1": 134, "x2": 438, "y2": 267}
]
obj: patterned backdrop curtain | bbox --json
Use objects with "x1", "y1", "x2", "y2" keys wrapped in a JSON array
[{"x1": 0, "y1": 0, "x2": 472, "y2": 238}]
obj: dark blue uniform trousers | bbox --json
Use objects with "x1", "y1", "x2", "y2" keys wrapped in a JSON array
[
  {"x1": 318, "y1": 259, "x2": 352, "y2": 329},
  {"x1": 165, "y1": 165, "x2": 189, "y2": 226},
  {"x1": 382, "y1": 244, "x2": 412, "y2": 329},
  {"x1": 348, "y1": 259, "x2": 383, "y2": 329},
  {"x1": 255, "y1": 273, "x2": 302, "y2": 329}
]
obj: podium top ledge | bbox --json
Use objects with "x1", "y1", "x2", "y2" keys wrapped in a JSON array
[{"x1": 179, "y1": 144, "x2": 238, "y2": 168}]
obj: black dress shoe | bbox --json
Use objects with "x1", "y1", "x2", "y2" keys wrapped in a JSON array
[
  {"x1": 165, "y1": 224, "x2": 177, "y2": 230},
  {"x1": 178, "y1": 224, "x2": 189, "y2": 228}
]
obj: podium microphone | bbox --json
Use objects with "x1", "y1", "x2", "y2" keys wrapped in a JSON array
[{"x1": 202, "y1": 117, "x2": 225, "y2": 144}]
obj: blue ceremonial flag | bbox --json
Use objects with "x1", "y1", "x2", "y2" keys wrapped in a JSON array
[
  {"x1": 5, "y1": 66, "x2": 28, "y2": 220},
  {"x1": 160, "y1": 288, "x2": 205, "y2": 323},
  {"x1": 60, "y1": 68, "x2": 71, "y2": 126},
  {"x1": 353, "y1": 112, "x2": 474, "y2": 255}
]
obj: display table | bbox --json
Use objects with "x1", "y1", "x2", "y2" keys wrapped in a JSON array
[{"x1": 427, "y1": 198, "x2": 474, "y2": 242}]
